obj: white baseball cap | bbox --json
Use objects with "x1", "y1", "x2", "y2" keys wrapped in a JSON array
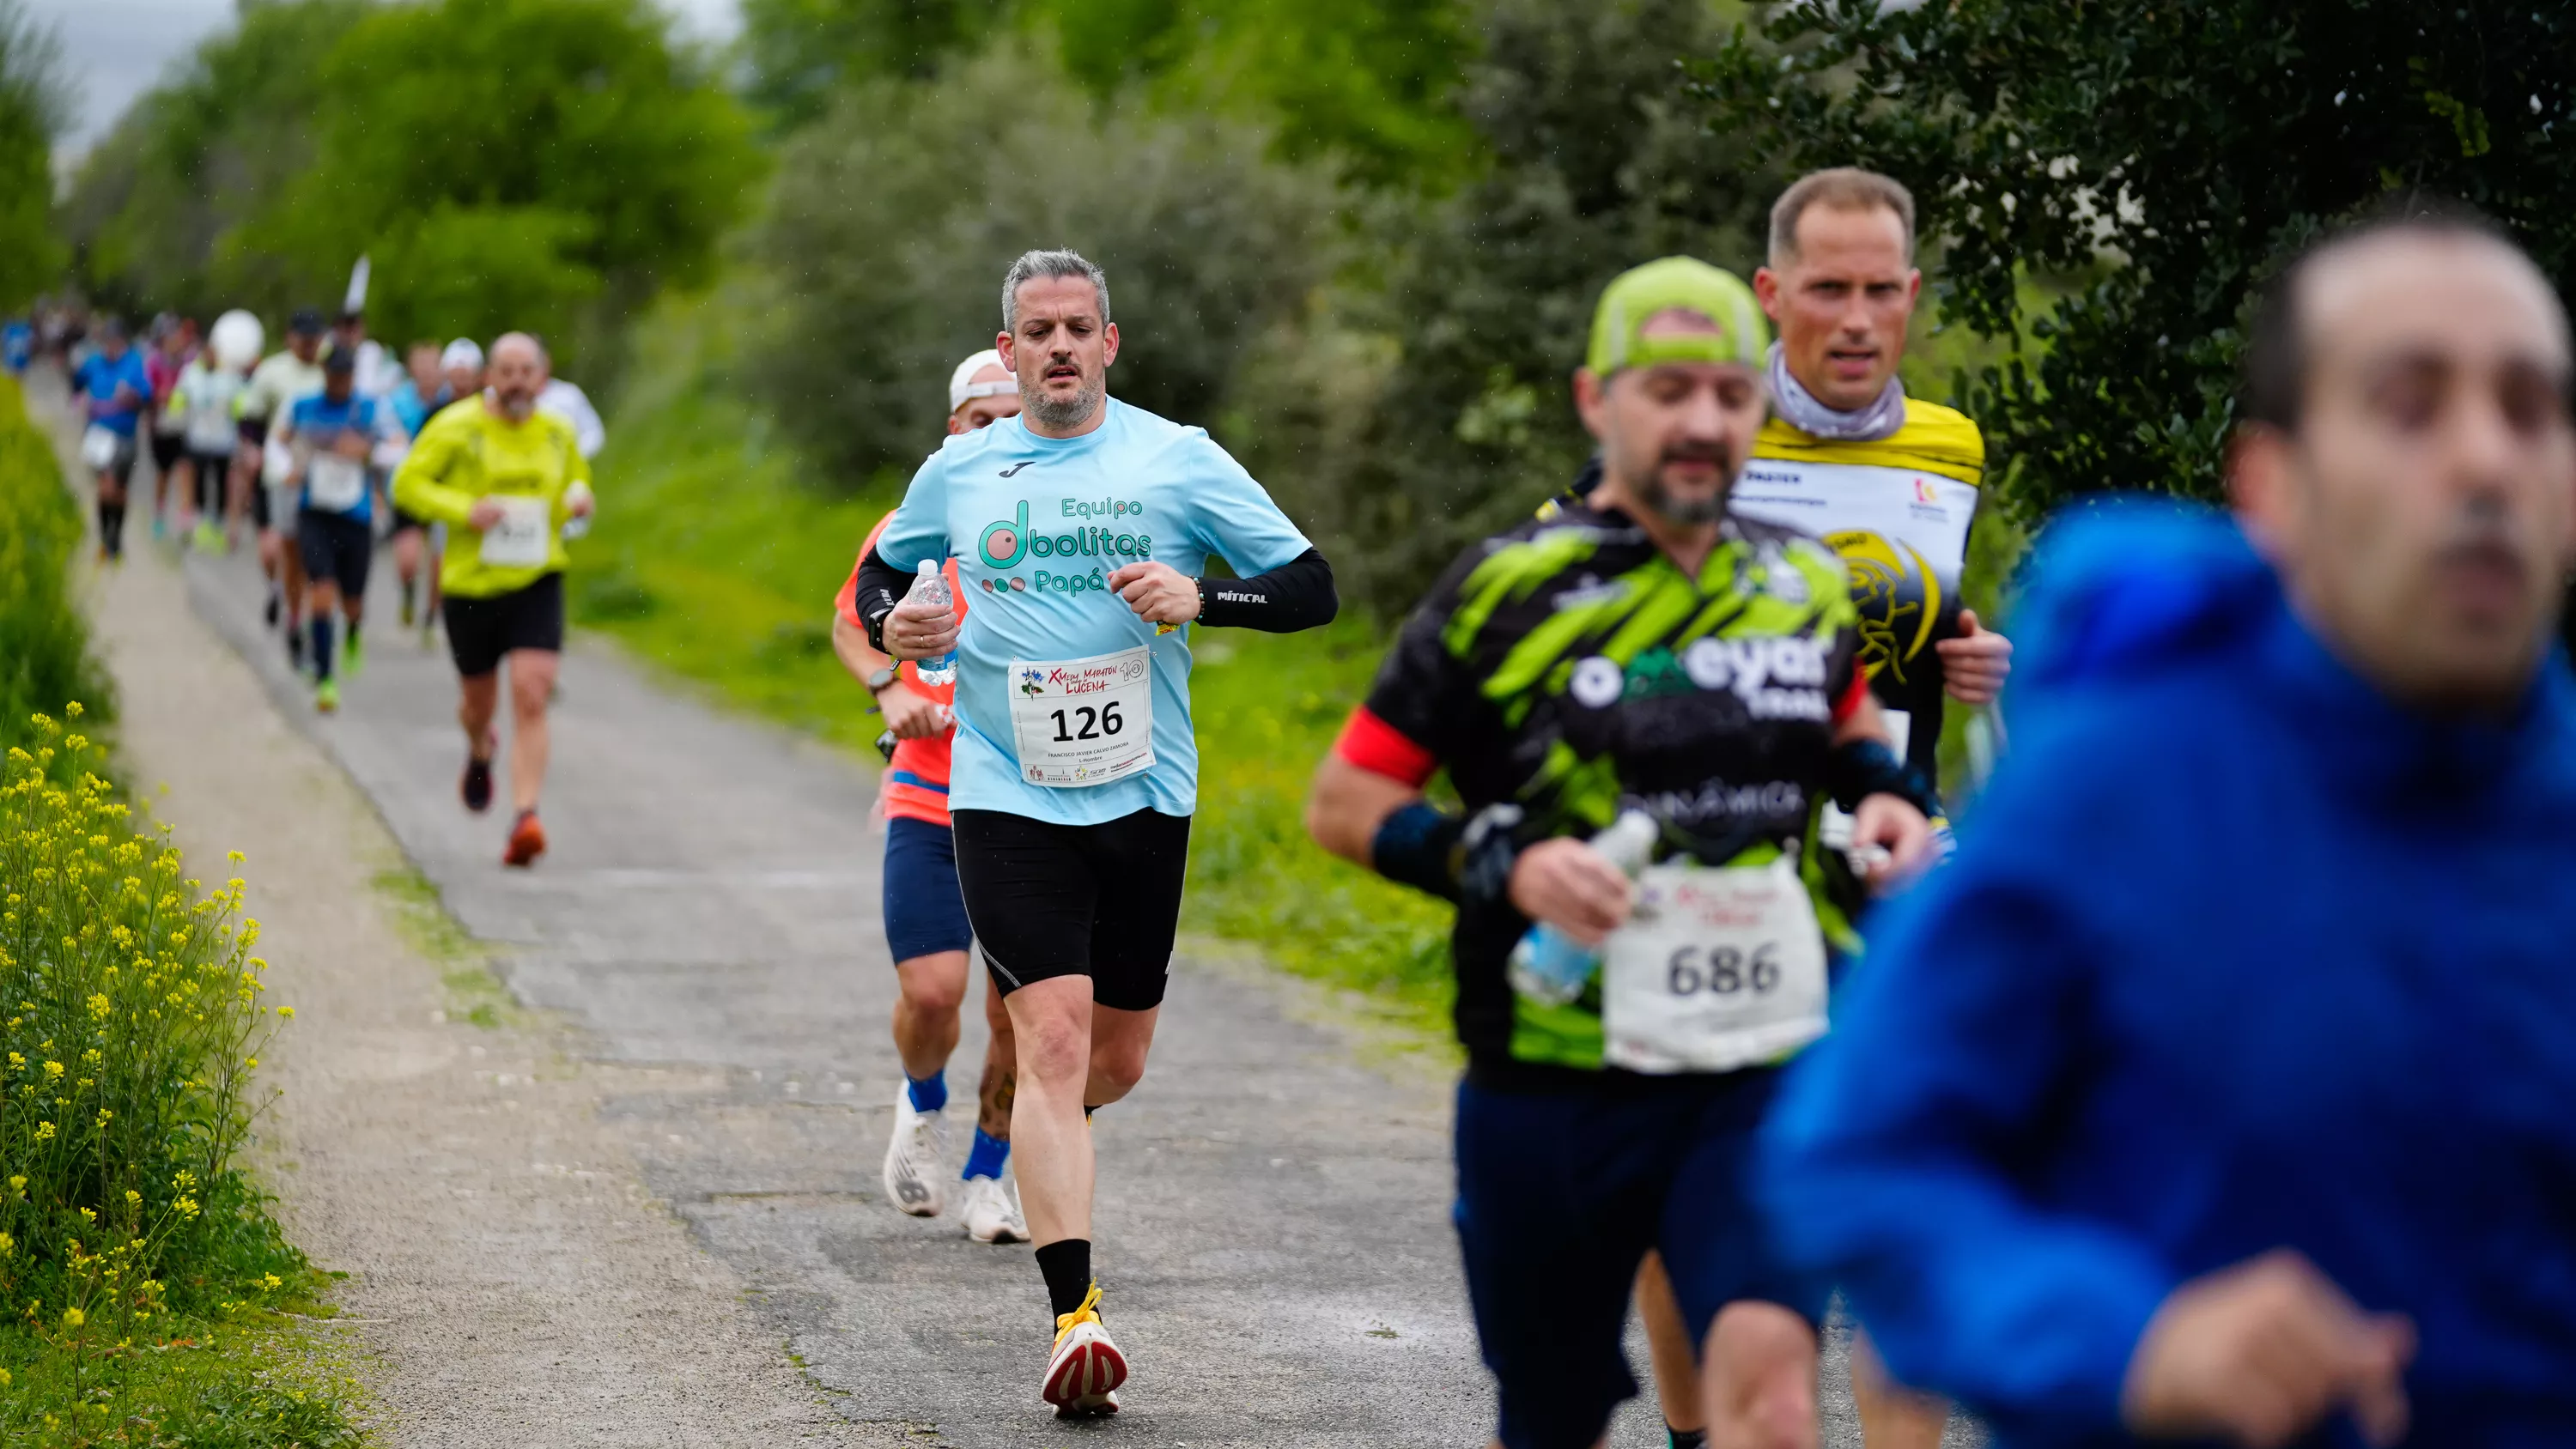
[
  {"x1": 948, "y1": 349, "x2": 1016, "y2": 413},
  {"x1": 440, "y1": 337, "x2": 485, "y2": 371}
]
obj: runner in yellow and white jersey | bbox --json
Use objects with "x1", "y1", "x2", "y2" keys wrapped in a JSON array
[{"x1": 1624, "y1": 167, "x2": 2013, "y2": 1449}]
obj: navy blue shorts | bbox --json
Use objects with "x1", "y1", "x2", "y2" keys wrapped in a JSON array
[
  {"x1": 883, "y1": 815, "x2": 972, "y2": 963},
  {"x1": 1454, "y1": 1069, "x2": 1828, "y2": 1449}
]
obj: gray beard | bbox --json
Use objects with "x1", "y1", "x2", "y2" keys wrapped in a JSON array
[
  {"x1": 1637, "y1": 469, "x2": 1729, "y2": 524},
  {"x1": 1028, "y1": 377, "x2": 1103, "y2": 431}
]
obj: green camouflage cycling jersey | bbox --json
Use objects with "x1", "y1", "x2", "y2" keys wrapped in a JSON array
[{"x1": 1360, "y1": 499, "x2": 1862, "y2": 1080}]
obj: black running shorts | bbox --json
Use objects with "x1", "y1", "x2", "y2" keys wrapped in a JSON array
[
  {"x1": 297, "y1": 509, "x2": 374, "y2": 600},
  {"x1": 149, "y1": 431, "x2": 185, "y2": 475},
  {"x1": 953, "y1": 807, "x2": 1191, "y2": 1012},
  {"x1": 440, "y1": 570, "x2": 565, "y2": 679}
]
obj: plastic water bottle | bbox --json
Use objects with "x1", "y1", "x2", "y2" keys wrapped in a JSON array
[
  {"x1": 1506, "y1": 809, "x2": 1661, "y2": 1006},
  {"x1": 911, "y1": 559, "x2": 957, "y2": 687}
]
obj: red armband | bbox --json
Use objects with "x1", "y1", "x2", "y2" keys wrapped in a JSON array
[
  {"x1": 1333, "y1": 706, "x2": 1437, "y2": 788},
  {"x1": 1829, "y1": 670, "x2": 1870, "y2": 726}
]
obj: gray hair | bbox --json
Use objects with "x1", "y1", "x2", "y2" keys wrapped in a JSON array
[{"x1": 1001, "y1": 248, "x2": 1111, "y2": 331}]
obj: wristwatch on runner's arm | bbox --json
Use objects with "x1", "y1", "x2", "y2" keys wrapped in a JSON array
[{"x1": 863, "y1": 665, "x2": 900, "y2": 696}]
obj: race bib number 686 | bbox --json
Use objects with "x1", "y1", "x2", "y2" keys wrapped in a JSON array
[{"x1": 1601, "y1": 856, "x2": 1829, "y2": 1074}]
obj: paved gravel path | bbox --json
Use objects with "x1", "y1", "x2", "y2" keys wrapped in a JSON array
[{"x1": 65, "y1": 370, "x2": 1937, "y2": 1446}]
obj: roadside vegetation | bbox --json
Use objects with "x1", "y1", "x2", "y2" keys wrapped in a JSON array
[{"x1": 0, "y1": 382, "x2": 360, "y2": 1446}]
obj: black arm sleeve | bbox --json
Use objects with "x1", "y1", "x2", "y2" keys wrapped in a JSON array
[
  {"x1": 1194, "y1": 547, "x2": 1338, "y2": 632},
  {"x1": 851, "y1": 546, "x2": 914, "y2": 654}
]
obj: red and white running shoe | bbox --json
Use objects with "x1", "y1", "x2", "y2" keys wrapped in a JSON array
[{"x1": 1042, "y1": 1283, "x2": 1126, "y2": 1418}]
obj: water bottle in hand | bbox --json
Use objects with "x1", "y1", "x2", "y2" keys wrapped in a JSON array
[
  {"x1": 1506, "y1": 809, "x2": 1660, "y2": 1006},
  {"x1": 911, "y1": 559, "x2": 958, "y2": 687}
]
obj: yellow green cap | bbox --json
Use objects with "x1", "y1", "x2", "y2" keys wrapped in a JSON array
[{"x1": 1583, "y1": 257, "x2": 1768, "y2": 376}]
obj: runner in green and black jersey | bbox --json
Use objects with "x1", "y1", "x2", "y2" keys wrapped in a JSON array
[{"x1": 1308, "y1": 258, "x2": 1941, "y2": 1449}]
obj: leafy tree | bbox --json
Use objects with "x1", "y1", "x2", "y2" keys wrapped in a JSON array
[
  {"x1": 1697, "y1": 0, "x2": 2576, "y2": 520},
  {"x1": 1025, "y1": 0, "x2": 1477, "y2": 186},
  {"x1": 736, "y1": 0, "x2": 1475, "y2": 186},
  {"x1": 70, "y1": 0, "x2": 753, "y2": 372},
  {"x1": 1240, "y1": 0, "x2": 1779, "y2": 611},
  {"x1": 735, "y1": 0, "x2": 978, "y2": 129},
  {"x1": 64, "y1": 0, "x2": 372, "y2": 319},
  {"x1": 236, "y1": 0, "x2": 756, "y2": 368},
  {"x1": 746, "y1": 42, "x2": 1346, "y2": 483},
  {"x1": 0, "y1": 0, "x2": 63, "y2": 312}
]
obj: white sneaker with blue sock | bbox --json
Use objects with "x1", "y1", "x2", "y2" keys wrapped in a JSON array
[
  {"x1": 883, "y1": 1077, "x2": 948, "y2": 1218},
  {"x1": 961, "y1": 1172, "x2": 1028, "y2": 1243}
]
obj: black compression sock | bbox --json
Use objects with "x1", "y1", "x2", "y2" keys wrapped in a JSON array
[
  {"x1": 1035, "y1": 1239, "x2": 1092, "y2": 1319},
  {"x1": 311, "y1": 615, "x2": 334, "y2": 681},
  {"x1": 99, "y1": 500, "x2": 125, "y2": 555},
  {"x1": 1668, "y1": 1428, "x2": 1707, "y2": 1449}
]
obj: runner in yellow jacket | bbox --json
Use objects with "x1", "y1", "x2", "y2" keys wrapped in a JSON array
[{"x1": 392, "y1": 331, "x2": 595, "y2": 868}]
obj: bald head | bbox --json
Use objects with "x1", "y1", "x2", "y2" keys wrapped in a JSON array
[
  {"x1": 487, "y1": 332, "x2": 544, "y2": 421},
  {"x1": 2232, "y1": 209, "x2": 2576, "y2": 715}
]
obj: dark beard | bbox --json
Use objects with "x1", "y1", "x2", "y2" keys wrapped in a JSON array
[
  {"x1": 1636, "y1": 458, "x2": 1732, "y2": 524},
  {"x1": 1029, "y1": 375, "x2": 1103, "y2": 430}
]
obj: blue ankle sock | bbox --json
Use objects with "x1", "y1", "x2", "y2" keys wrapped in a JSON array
[
  {"x1": 905, "y1": 1072, "x2": 948, "y2": 1114},
  {"x1": 961, "y1": 1127, "x2": 1010, "y2": 1181}
]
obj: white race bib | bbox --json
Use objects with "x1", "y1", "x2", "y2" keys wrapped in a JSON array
[
  {"x1": 477, "y1": 495, "x2": 551, "y2": 567},
  {"x1": 79, "y1": 425, "x2": 119, "y2": 470},
  {"x1": 1006, "y1": 646, "x2": 1155, "y2": 788},
  {"x1": 1601, "y1": 855, "x2": 1829, "y2": 1074},
  {"x1": 306, "y1": 452, "x2": 367, "y2": 512}
]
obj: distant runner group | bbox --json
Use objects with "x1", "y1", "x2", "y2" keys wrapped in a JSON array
[{"x1": 52, "y1": 301, "x2": 600, "y2": 868}]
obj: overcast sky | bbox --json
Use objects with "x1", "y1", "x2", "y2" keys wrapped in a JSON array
[{"x1": 33, "y1": 0, "x2": 742, "y2": 163}]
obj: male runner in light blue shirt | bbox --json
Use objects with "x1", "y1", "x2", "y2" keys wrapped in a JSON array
[{"x1": 855, "y1": 247, "x2": 1336, "y2": 1420}]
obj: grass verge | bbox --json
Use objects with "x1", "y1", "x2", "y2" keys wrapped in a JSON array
[{"x1": 370, "y1": 865, "x2": 524, "y2": 1032}]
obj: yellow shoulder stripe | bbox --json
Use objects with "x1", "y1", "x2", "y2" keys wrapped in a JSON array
[{"x1": 1754, "y1": 399, "x2": 1986, "y2": 485}]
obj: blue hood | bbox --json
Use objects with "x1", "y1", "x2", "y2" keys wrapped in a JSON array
[{"x1": 2008, "y1": 497, "x2": 2276, "y2": 704}]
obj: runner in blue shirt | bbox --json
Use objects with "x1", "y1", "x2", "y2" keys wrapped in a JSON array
[
  {"x1": 853, "y1": 248, "x2": 1337, "y2": 1420},
  {"x1": 4, "y1": 318, "x2": 33, "y2": 374},
  {"x1": 277, "y1": 349, "x2": 404, "y2": 712},
  {"x1": 70, "y1": 318, "x2": 151, "y2": 560}
]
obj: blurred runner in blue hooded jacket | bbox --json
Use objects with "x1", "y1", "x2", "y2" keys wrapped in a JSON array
[{"x1": 1759, "y1": 202, "x2": 2576, "y2": 1449}]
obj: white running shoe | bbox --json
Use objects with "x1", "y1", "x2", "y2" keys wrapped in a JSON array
[
  {"x1": 1043, "y1": 1284, "x2": 1126, "y2": 1417},
  {"x1": 960, "y1": 1173, "x2": 1030, "y2": 1244},
  {"x1": 881, "y1": 1086, "x2": 947, "y2": 1218}
]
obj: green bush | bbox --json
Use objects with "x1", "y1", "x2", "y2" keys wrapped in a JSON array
[{"x1": 0, "y1": 375, "x2": 112, "y2": 767}]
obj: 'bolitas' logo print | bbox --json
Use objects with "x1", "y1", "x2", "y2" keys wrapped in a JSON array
[{"x1": 978, "y1": 499, "x2": 1155, "y2": 570}]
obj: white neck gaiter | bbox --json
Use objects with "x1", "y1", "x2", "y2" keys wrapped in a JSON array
[{"x1": 1767, "y1": 341, "x2": 1908, "y2": 443}]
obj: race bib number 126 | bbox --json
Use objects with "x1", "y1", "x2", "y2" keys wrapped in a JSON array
[{"x1": 1006, "y1": 645, "x2": 1155, "y2": 788}]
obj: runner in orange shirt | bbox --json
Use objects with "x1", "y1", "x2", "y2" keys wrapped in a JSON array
[{"x1": 831, "y1": 349, "x2": 1029, "y2": 1242}]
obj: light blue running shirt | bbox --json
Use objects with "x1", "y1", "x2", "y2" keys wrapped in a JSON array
[{"x1": 876, "y1": 397, "x2": 1313, "y2": 825}]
